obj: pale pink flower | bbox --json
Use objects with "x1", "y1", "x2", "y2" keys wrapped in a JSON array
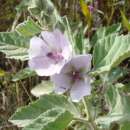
[
  {"x1": 28, "y1": 29, "x2": 72, "y2": 76},
  {"x1": 88, "y1": 5, "x2": 94, "y2": 12},
  {"x1": 51, "y1": 55, "x2": 92, "y2": 102}
]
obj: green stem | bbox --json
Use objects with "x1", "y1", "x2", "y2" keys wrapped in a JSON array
[
  {"x1": 73, "y1": 117, "x2": 94, "y2": 130},
  {"x1": 82, "y1": 97, "x2": 90, "y2": 121},
  {"x1": 82, "y1": 98, "x2": 97, "y2": 130},
  {"x1": 11, "y1": 12, "x2": 21, "y2": 31}
]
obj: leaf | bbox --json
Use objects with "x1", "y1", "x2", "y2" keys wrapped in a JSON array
[
  {"x1": 120, "y1": 10, "x2": 130, "y2": 31},
  {"x1": 64, "y1": 17, "x2": 75, "y2": 49},
  {"x1": 0, "y1": 32, "x2": 29, "y2": 60},
  {"x1": 106, "y1": 67, "x2": 128, "y2": 83},
  {"x1": 0, "y1": 69, "x2": 6, "y2": 77},
  {"x1": 9, "y1": 94, "x2": 79, "y2": 127},
  {"x1": 0, "y1": 32, "x2": 29, "y2": 48},
  {"x1": 91, "y1": 23, "x2": 121, "y2": 45},
  {"x1": 0, "y1": 44, "x2": 28, "y2": 61},
  {"x1": 93, "y1": 34, "x2": 130, "y2": 74},
  {"x1": 108, "y1": 68, "x2": 127, "y2": 82},
  {"x1": 23, "y1": 108, "x2": 73, "y2": 130},
  {"x1": 28, "y1": 0, "x2": 62, "y2": 27},
  {"x1": 79, "y1": 0, "x2": 92, "y2": 27},
  {"x1": 31, "y1": 81, "x2": 53, "y2": 97},
  {"x1": 16, "y1": 18, "x2": 41, "y2": 37},
  {"x1": 15, "y1": 0, "x2": 31, "y2": 12},
  {"x1": 12, "y1": 68, "x2": 36, "y2": 82},
  {"x1": 96, "y1": 84, "x2": 130, "y2": 129},
  {"x1": 75, "y1": 28, "x2": 91, "y2": 54},
  {"x1": 121, "y1": 122, "x2": 130, "y2": 130}
]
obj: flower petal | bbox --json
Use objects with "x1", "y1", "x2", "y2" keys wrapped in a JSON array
[
  {"x1": 28, "y1": 29, "x2": 72, "y2": 76},
  {"x1": 70, "y1": 78, "x2": 91, "y2": 102},
  {"x1": 29, "y1": 56, "x2": 56, "y2": 76},
  {"x1": 60, "y1": 61, "x2": 72, "y2": 74},
  {"x1": 54, "y1": 29, "x2": 72, "y2": 60},
  {"x1": 29, "y1": 56, "x2": 52, "y2": 69},
  {"x1": 29, "y1": 36, "x2": 50, "y2": 58},
  {"x1": 51, "y1": 74, "x2": 71, "y2": 94},
  {"x1": 41, "y1": 29, "x2": 72, "y2": 53},
  {"x1": 29, "y1": 56, "x2": 66, "y2": 76},
  {"x1": 71, "y1": 55, "x2": 92, "y2": 72},
  {"x1": 41, "y1": 30, "x2": 60, "y2": 50},
  {"x1": 35, "y1": 65, "x2": 62, "y2": 76}
]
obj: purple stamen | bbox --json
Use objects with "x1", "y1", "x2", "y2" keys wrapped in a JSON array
[
  {"x1": 47, "y1": 52, "x2": 63, "y2": 63},
  {"x1": 71, "y1": 71, "x2": 82, "y2": 81}
]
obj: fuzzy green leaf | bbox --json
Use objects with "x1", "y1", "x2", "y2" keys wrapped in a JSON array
[
  {"x1": 9, "y1": 94, "x2": 79, "y2": 127},
  {"x1": 16, "y1": 18, "x2": 41, "y2": 37},
  {"x1": 0, "y1": 32, "x2": 29, "y2": 60},
  {"x1": 93, "y1": 34, "x2": 130, "y2": 74},
  {"x1": 0, "y1": 32, "x2": 29, "y2": 48},
  {"x1": 23, "y1": 108, "x2": 73, "y2": 130},
  {"x1": 15, "y1": 0, "x2": 31, "y2": 12},
  {"x1": 0, "y1": 44, "x2": 28, "y2": 60},
  {"x1": 91, "y1": 24, "x2": 121, "y2": 45},
  {"x1": 28, "y1": 0, "x2": 62, "y2": 27},
  {"x1": 12, "y1": 68, "x2": 36, "y2": 82},
  {"x1": 31, "y1": 81, "x2": 53, "y2": 97},
  {"x1": 96, "y1": 84, "x2": 130, "y2": 129}
]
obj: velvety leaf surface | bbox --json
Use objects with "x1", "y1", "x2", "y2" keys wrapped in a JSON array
[
  {"x1": 91, "y1": 24, "x2": 121, "y2": 45},
  {"x1": 16, "y1": 18, "x2": 41, "y2": 37},
  {"x1": 31, "y1": 81, "x2": 53, "y2": 97},
  {"x1": 93, "y1": 34, "x2": 130, "y2": 74},
  {"x1": 0, "y1": 32, "x2": 29, "y2": 60},
  {"x1": 28, "y1": 0, "x2": 62, "y2": 27},
  {"x1": 96, "y1": 84, "x2": 130, "y2": 129},
  {"x1": 9, "y1": 94, "x2": 79, "y2": 127},
  {"x1": 12, "y1": 68, "x2": 36, "y2": 82},
  {"x1": 23, "y1": 108, "x2": 73, "y2": 130}
]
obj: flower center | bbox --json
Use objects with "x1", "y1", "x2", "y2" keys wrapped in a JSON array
[
  {"x1": 71, "y1": 71, "x2": 82, "y2": 81},
  {"x1": 47, "y1": 52, "x2": 63, "y2": 63}
]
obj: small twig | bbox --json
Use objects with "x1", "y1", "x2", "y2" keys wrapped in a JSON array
[
  {"x1": 11, "y1": 12, "x2": 22, "y2": 31},
  {"x1": 19, "y1": 80, "x2": 33, "y2": 102}
]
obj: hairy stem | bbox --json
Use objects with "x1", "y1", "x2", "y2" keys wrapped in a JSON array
[{"x1": 82, "y1": 97, "x2": 90, "y2": 120}]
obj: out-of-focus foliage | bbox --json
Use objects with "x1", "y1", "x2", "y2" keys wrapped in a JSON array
[
  {"x1": 0, "y1": 0, "x2": 18, "y2": 31},
  {"x1": 80, "y1": 0, "x2": 92, "y2": 27},
  {"x1": 120, "y1": 10, "x2": 130, "y2": 31}
]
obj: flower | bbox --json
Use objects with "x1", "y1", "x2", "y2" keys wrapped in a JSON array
[
  {"x1": 88, "y1": 5, "x2": 94, "y2": 12},
  {"x1": 51, "y1": 55, "x2": 92, "y2": 102},
  {"x1": 28, "y1": 29, "x2": 72, "y2": 76}
]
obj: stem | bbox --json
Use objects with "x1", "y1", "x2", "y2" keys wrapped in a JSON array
[
  {"x1": 82, "y1": 98, "x2": 97, "y2": 130},
  {"x1": 82, "y1": 97, "x2": 90, "y2": 121},
  {"x1": 19, "y1": 80, "x2": 32, "y2": 102},
  {"x1": 11, "y1": 12, "x2": 21, "y2": 31},
  {"x1": 73, "y1": 117, "x2": 94, "y2": 130}
]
